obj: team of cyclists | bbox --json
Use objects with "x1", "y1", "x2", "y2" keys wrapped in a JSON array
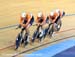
[{"x1": 15, "y1": 9, "x2": 65, "y2": 49}]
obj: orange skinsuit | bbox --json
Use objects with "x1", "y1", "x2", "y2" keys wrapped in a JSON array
[
  {"x1": 19, "y1": 14, "x2": 31, "y2": 28},
  {"x1": 36, "y1": 14, "x2": 46, "y2": 26},
  {"x1": 49, "y1": 12, "x2": 59, "y2": 23}
]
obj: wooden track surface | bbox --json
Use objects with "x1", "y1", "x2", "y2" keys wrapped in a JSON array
[{"x1": 0, "y1": 0, "x2": 75, "y2": 57}]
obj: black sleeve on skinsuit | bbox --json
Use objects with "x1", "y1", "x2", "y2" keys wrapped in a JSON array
[
  {"x1": 30, "y1": 16, "x2": 34, "y2": 25},
  {"x1": 46, "y1": 16, "x2": 49, "y2": 23}
]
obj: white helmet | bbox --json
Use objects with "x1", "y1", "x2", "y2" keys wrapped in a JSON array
[
  {"x1": 30, "y1": 13, "x2": 33, "y2": 18},
  {"x1": 50, "y1": 12, "x2": 54, "y2": 16},
  {"x1": 38, "y1": 12, "x2": 42, "y2": 17},
  {"x1": 21, "y1": 12, "x2": 26, "y2": 17},
  {"x1": 55, "y1": 9, "x2": 60, "y2": 13}
]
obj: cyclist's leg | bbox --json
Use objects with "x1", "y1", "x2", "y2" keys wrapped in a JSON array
[
  {"x1": 23, "y1": 29, "x2": 30, "y2": 46},
  {"x1": 56, "y1": 18, "x2": 61, "y2": 24},
  {"x1": 32, "y1": 30, "x2": 38, "y2": 43},
  {"x1": 23, "y1": 24, "x2": 30, "y2": 46},
  {"x1": 26, "y1": 28, "x2": 30, "y2": 42},
  {"x1": 54, "y1": 16, "x2": 61, "y2": 32},
  {"x1": 55, "y1": 16, "x2": 62, "y2": 31},
  {"x1": 31, "y1": 26, "x2": 39, "y2": 43},
  {"x1": 43, "y1": 29, "x2": 46, "y2": 38},
  {"x1": 44, "y1": 27, "x2": 49, "y2": 38},
  {"x1": 20, "y1": 27, "x2": 26, "y2": 44},
  {"x1": 15, "y1": 27, "x2": 25, "y2": 50},
  {"x1": 53, "y1": 23, "x2": 58, "y2": 31},
  {"x1": 20, "y1": 27, "x2": 25, "y2": 35}
]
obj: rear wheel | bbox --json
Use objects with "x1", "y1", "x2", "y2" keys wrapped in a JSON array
[{"x1": 57, "y1": 20, "x2": 62, "y2": 31}]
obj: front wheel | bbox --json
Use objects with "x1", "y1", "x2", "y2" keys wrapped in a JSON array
[{"x1": 15, "y1": 33, "x2": 22, "y2": 50}]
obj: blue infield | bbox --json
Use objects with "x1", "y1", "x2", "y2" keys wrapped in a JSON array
[
  {"x1": 24, "y1": 37, "x2": 75, "y2": 57},
  {"x1": 53, "y1": 46, "x2": 75, "y2": 57}
]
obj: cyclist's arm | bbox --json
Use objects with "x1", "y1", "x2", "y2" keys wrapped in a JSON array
[
  {"x1": 36, "y1": 17, "x2": 40, "y2": 26},
  {"x1": 41, "y1": 17, "x2": 46, "y2": 25},
  {"x1": 26, "y1": 18, "x2": 31, "y2": 26},
  {"x1": 19, "y1": 17, "x2": 23, "y2": 25},
  {"x1": 52, "y1": 13, "x2": 59, "y2": 23},
  {"x1": 52, "y1": 17, "x2": 57, "y2": 23}
]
